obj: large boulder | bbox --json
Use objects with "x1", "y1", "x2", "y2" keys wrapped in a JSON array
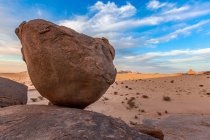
[
  {"x1": 0, "y1": 105, "x2": 157, "y2": 140},
  {"x1": 15, "y1": 19, "x2": 117, "y2": 108},
  {"x1": 143, "y1": 114, "x2": 210, "y2": 140},
  {"x1": 0, "y1": 77, "x2": 27, "y2": 107}
]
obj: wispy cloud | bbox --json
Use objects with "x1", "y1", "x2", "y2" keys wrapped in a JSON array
[
  {"x1": 147, "y1": 20, "x2": 210, "y2": 44},
  {"x1": 59, "y1": 1, "x2": 210, "y2": 49},
  {"x1": 124, "y1": 48, "x2": 210, "y2": 61},
  {"x1": 146, "y1": 0, "x2": 174, "y2": 10}
]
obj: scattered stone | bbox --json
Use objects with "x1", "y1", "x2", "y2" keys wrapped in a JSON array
[
  {"x1": 132, "y1": 124, "x2": 164, "y2": 140},
  {"x1": 143, "y1": 114, "x2": 210, "y2": 140}
]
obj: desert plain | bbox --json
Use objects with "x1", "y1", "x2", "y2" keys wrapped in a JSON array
[{"x1": 1, "y1": 71, "x2": 210, "y2": 125}]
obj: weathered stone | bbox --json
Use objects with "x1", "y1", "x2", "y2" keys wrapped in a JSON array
[
  {"x1": 143, "y1": 114, "x2": 210, "y2": 140},
  {"x1": 132, "y1": 124, "x2": 164, "y2": 140},
  {"x1": 15, "y1": 19, "x2": 117, "y2": 108},
  {"x1": 0, "y1": 105, "x2": 157, "y2": 140},
  {"x1": 0, "y1": 77, "x2": 27, "y2": 107}
]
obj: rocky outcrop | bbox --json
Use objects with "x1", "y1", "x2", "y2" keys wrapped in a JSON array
[
  {"x1": 0, "y1": 77, "x2": 27, "y2": 107},
  {"x1": 143, "y1": 114, "x2": 210, "y2": 140},
  {"x1": 15, "y1": 19, "x2": 117, "y2": 108},
  {"x1": 187, "y1": 69, "x2": 196, "y2": 75},
  {"x1": 0, "y1": 105, "x2": 157, "y2": 140},
  {"x1": 132, "y1": 124, "x2": 164, "y2": 140}
]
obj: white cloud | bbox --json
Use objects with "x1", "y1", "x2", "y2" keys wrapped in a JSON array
[
  {"x1": 167, "y1": 56, "x2": 204, "y2": 63},
  {"x1": 124, "y1": 48, "x2": 210, "y2": 61},
  {"x1": 163, "y1": 5, "x2": 190, "y2": 14},
  {"x1": 147, "y1": 0, "x2": 174, "y2": 10},
  {"x1": 147, "y1": 20, "x2": 210, "y2": 44},
  {"x1": 59, "y1": 1, "x2": 210, "y2": 49}
]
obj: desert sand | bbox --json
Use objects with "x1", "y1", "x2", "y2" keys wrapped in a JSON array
[{"x1": 1, "y1": 72, "x2": 210, "y2": 126}]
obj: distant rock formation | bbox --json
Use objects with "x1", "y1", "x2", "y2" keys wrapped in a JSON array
[
  {"x1": 118, "y1": 70, "x2": 132, "y2": 74},
  {"x1": 15, "y1": 19, "x2": 117, "y2": 108},
  {"x1": 0, "y1": 105, "x2": 157, "y2": 140},
  {"x1": 187, "y1": 69, "x2": 196, "y2": 75},
  {"x1": 203, "y1": 71, "x2": 210, "y2": 75},
  {"x1": 0, "y1": 77, "x2": 27, "y2": 107}
]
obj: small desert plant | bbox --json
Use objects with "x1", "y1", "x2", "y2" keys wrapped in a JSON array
[
  {"x1": 114, "y1": 91, "x2": 118, "y2": 95},
  {"x1": 127, "y1": 97, "x2": 136, "y2": 109},
  {"x1": 142, "y1": 95, "x2": 149, "y2": 99},
  {"x1": 104, "y1": 97, "x2": 109, "y2": 101},
  {"x1": 170, "y1": 80, "x2": 174, "y2": 83},
  {"x1": 157, "y1": 112, "x2": 162, "y2": 116},
  {"x1": 30, "y1": 98, "x2": 38, "y2": 102},
  {"x1": 163, "y1": 96, "x2": 171, "y2": 101},
  {"x1": 199, "y1": 85, "x2": 204, "y2": 87}
]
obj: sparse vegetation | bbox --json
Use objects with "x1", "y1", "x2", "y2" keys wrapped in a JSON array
[
  {"x1": 127, "y1": 97, "x2": 136, "y2": 109},
  {"x1": 142, "y1": 95, "x2": 149, "y2": 99},
  {"x1": 163, "y1": 96, "x2": 171, "y2": 101},
  {"x1": 104, "y1": 97, "x2": 109, "y2": 101},
  {"x1": 170, "y1": 80, "x2": 174, "y2": 83},
  {"x1": 30, "y1": 98, "x2": 38, "y2": 102},
  {"x1": 157, "y1": 112, "x2": 162, "y2": 116},
  {"x1": 199, "y1": 85, "x2": 204, "y2": 87}
]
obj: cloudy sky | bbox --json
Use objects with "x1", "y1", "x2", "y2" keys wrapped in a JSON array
[{"x1": 0, "y1": 0, "x2": 210, "y2": 73}]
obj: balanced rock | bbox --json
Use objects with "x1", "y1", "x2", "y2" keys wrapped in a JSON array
[
  {"x1": 0, "y1": 105, "x2": 157, "y2": 140},
  {"x1": 15, "y1": 19, "x2": 117, "y2": 108},
  {"x1": 0, "y1": 77, "x2": 27, "y2": 107}
]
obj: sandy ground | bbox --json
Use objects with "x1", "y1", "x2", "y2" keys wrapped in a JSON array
[{"x1": 1, "y1": 72, "x2": 210, "y2": 126}]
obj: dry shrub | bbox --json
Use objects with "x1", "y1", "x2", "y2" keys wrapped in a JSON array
[{"x1": 163, "y1": 96, "x2": 171, "y2": 101}]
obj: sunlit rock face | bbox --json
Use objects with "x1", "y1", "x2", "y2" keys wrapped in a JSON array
[{"x1": 15, "y1": 19, "x2": 116, "y2": 109}]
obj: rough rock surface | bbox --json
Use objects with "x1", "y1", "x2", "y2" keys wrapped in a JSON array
[
  {"x1": 15, "y1": 19, "x2": 117, "y2": 108},
  {"x1": 0, "y1": 77, "x2": 27, "y2": 107},
  {"x1": 143, "y1": 114, "x2": 210, "y2": 140},
  {"x1": 0, "y1": 105, "x2": 157, "y2": 140},
  {"x1": 132, "y1": 124, "x2": 164, "y2": 140}
]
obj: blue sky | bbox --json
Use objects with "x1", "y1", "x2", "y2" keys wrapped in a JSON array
[{"x1": 0, "y1": 0, "x2": 210, "y2": 73}]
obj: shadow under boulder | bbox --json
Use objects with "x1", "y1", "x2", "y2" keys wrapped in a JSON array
[
  {"x1": 0, "y1": 105, "x2": 157, "y2": 140},
  {"x1": 0, "y1": 77, "x2": 28, "y2": 107}
]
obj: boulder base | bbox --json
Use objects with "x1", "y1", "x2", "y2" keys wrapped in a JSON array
[{"x1": 0, "y1": 105, "x2": 157, "y2": 140}]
